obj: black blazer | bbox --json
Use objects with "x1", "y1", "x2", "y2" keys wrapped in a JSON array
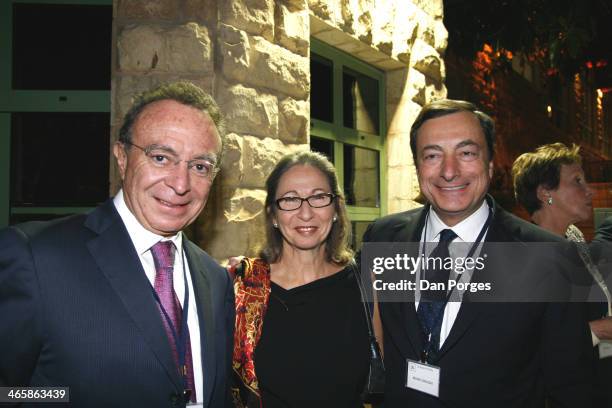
[
  {"x1": 0, "y1": 200, "x2": 234, "y2": 408},
  {"x1": 594, "y1": 216, "x2": 612, "y2": 243},
  {"x1": 362, "y1": 198, "x2": 594, "y2": 408}
]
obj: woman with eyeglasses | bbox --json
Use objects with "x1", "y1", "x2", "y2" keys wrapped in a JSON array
[{"x1": 230, "y1": 151, "x2": 373, "y2": 408}]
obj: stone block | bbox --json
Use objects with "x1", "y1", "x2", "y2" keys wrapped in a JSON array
[
  {"x1": 217, "y1": 83, "x2": 279, "y2": 139},
  {"x1": 242, "y1": 136, "x2": 292, "y2": 187},
  {"x1": 423, "y1": 80, "x2": 447, "y2": 105},
  {"x1": 281, "y1": 0, "x2": 308, "y2": 11},
  {"x1": 308, "y1": 0, "x2": 332, "y2": 21},
  {"x1": 184, "y1": 0, "x2": 217, "y2": 25},
  {"x1": 391, "y1": 4, "x2": 418, "y2": 61},
  {"x1": 118, "y1": 25, "x2": 164, "y2": 73},
  {"x1": 116, "y1": 0, "x2": 176, "y2": 20},
  {"x1": 370, "y1": 0, "x2": 394, "y2": 55},
  {"x1": 355, "y1": 10, "x2": 373, "y2": 44},
  {"x1": 218, "y1": 23, "x2": 251, "y2": 83},
  {"x1": 221, "y1": 0, "x2": 274, "y2": 42},
  {"x1": 202, "y1": 187, "x2": 268, "y2": 260},
  {"x1": 387, "y1": 164, "x2": 420, "y2": 207},
  {"x1": 220, "y1": 28, "x2": 309, "y2": 99},
  {"x1": 406, "y1": 68, "x2": 426, "y2": 105},
  {"x1": 386, "y1": 131, "x2": 411, "y2": 167},
  {"x1": 433, "y1": 20, "x2": 448, "y2": 54},
  {"x1": 250, "y1": 36, "x2": 309, "y2": 99},
  {"x1": 278, "y1": 98, "x2": 309, "y2": 144},
  {"x1": 386, "y1": 68, "x2": 409, "y2": 105},
  {"x1": 167, "y1": 23, "x2": 212, "y2": 73},
  {"x1": 418, "y1": 25, "x2": 435, "y2": 49},
  {"x1": 410, "y1": 39, "x2": 443, "y2": 82},
  {"x1": 412, "y1": 0, "x2": 443, "y2": 19},
  {"x1": 276, "y1": 5, "x2": 310, "y2": 56},
  {"x1": 218, "y1": 133, "x2": 244, "y2": 186},
  {"x1": 118, "y1": 23, "x2": 212, "y2": 74}
]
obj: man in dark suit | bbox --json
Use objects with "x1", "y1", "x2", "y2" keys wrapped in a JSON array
[
  {"x1": 0, "y1": 82, "x2": 234, "y2": 407},
  {"x1": 362, "y1": 99, "x2": 594, "y2": 407},
  {"x1": 595, "y1": 216, "x2": 612, "y2": 242}
]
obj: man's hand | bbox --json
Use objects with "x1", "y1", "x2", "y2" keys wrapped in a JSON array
[
  {"x1": 590, "y1": 316, "x2": 612, "y2": 341},
  {"x1": 225, "y1": 256, "x2": 245, "y2": 279}
]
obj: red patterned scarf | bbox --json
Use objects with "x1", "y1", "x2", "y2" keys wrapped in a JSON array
[{"x1": 231, "y1": 258, "x2": 271, "y2": 408}]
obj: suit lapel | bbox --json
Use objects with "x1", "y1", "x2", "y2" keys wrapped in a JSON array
[
  {"x1": 384, "y1": 207, "x2": 428, "y2": 358},
  {"x1": 184, "y1": 240, "x2": 216, "y2": 407},
  {"x1": 437, "y1": 198, "x2": 513, "y2": 359},
  {"x1": 84, "y1": 201, "x2": 183, "y2": 391}
]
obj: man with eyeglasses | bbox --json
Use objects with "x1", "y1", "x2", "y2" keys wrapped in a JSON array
[{"x1": 0, "y1": 82, "x2": 234, "y2": 408}]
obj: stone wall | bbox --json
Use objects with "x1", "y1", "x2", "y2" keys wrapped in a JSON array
[{"x1": 111, "y1": 0, "x2": 447, "y2": 261}]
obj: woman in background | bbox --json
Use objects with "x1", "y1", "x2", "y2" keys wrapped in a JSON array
[
  {"x1": 512, "y1": 142, "x2": 612, "y2": 406},
  {"x1": 231, "y1": 151, "x2": 372, "y2": 408}
]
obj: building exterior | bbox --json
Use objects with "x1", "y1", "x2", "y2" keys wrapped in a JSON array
[{"x1": 2, "y1": 0, "x2": 447, "y2": 261}]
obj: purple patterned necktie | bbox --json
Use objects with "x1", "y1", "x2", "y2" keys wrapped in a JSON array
[{"x1": 150, "y1": 241, "x2": 196, "y2": 403}]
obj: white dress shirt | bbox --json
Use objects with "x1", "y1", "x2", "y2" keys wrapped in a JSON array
[
  {"x1": 417, "y1": 200, "x2": 491, "y2": 348},
  {"x1": 114, "y1": 190, "x2": 203, "y2": 402}
]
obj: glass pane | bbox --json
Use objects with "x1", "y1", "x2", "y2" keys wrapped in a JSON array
[
  {"x1": 343, "y1": 67, "x2": 379, "y2": 134},
  {"x1": 343, "y1": 144, "x2": 379, "y2": 207},
  {"x1": 310, "y1": 136, "x2": 334, "y2": 163},
  {"x1": 351, "y1": 221, "x2": 373, "y2": 251},
  {"x1": 11, "y1": 112, "x2": 110, "y2": 206},
  {"x1": 310, "y1": 54, "x2": 333, "y2": 123},
  {"x1": 12, "y1": 3, "x2": 112, "y2": 90}
]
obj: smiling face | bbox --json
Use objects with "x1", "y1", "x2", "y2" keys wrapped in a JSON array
[
  {"x1": 546, "y1": 163, "x2": 593, "y2": 225},
  {"x1": 272, "y1": 164, "x2": 336, "y2": 255},
  {"x1": 416, "y1": 111, "x2": 493, "y2": 226},
  {"x1": 113, "y1": 99, "x2": 221, "y2": 236}
]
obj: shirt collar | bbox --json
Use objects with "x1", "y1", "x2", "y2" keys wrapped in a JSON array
[
  {"x1": 113, "y1": 189, "x2": 183, "y2": 255},
  {"x1": 426, "y1": 200, "x2": 490, "y2": 242}
]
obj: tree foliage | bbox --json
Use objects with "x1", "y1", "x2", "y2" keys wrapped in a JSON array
[{"x1": 444, "y1": 0, "x2": 612, "y2": 78}]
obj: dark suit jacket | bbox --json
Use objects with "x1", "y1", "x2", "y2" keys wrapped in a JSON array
[
  {"x1": 362, "y1": 198, "x2": 594, "y2": 408},
  {"x1": 0, "y1": 200, "x2": 234, "y2": 408},
  {"x1": 594, "y1": 216, "x2": 612, "y2": 243}
]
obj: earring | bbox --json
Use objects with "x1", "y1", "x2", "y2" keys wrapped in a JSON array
[
  {"x1": 273, "y1": 222, "x2": 278, "y2": 228},
  {"x1": 332, "y1": 216, "x2": 337, "y2": 222},
  {"x1": 547, "y1": 196, "x2": 553, "y2": 205}
]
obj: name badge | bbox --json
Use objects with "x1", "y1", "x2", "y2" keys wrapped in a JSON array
[
  {"x1": 406, "y1": 359, "x2": 440, "y2": 397},
  {"x1": 599, "y1": 340, "x2": 612, "y2": 359}
]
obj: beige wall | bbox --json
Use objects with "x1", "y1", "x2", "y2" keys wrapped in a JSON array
[{"x1": 111, "y1": 0, "x2": 447, "y2": 261}]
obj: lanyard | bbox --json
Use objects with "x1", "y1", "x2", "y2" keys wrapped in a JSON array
[
  {"x1": 150, "y1": 248, "x2": 191, "y2": 388},
  {"x1": 419, "y1": 205, "x2": 493, "y2": 360}
]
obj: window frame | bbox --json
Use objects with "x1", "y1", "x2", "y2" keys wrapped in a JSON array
[
  {"x1": 310, "y1": 38, "x2": 387, "y2": 223},
  {"x1": 0, "y1": 0, "x2": 112, "y2": 227}
]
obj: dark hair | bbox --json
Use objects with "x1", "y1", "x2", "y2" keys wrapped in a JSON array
[
  {"x1": 260, "y1": 151, "x2": 353, "y2": 265},
  {"x1": 118, "y1": 81, "x2": 226, "y2": 162},
  {"x1": 410, "y1": 99, "x2": 495, "y2": 167},
  {"x1": 512, "y1": 143, "x2": 582, "y2": 214}
]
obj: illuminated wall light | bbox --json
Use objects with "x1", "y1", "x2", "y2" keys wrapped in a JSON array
[
  {"x1": 546, "y1": 105, "x2": 553, "y2": 118},
  {"x1": 596, "y1": 89, "x2": 604, "y2": 143}
]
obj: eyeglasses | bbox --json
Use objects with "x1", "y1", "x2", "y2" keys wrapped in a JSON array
[
  {"x1": 275, "y1": 193, "x2": 336, "y2": 211},
  {"x1": 124, "y1": 141, "x2": 219, "y2": 180}
]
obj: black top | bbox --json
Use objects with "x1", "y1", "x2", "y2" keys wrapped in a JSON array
[{"x1": 254, "y1": 266, "x2": 370, "y2": 408}]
